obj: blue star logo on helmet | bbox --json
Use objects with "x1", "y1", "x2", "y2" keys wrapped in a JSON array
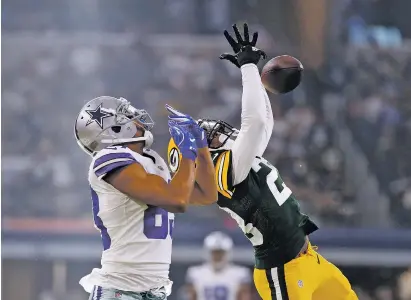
[{"x1": 85, "y1": 104, "x2": 113, "y2": 129}]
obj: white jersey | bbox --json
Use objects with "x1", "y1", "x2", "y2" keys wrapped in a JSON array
[
  {"x1": 186, "y1": 264, "x2": 251, "y2": 300},
  {"x1": 79, "y1": 146, "x2": 174, "y2": 294}
]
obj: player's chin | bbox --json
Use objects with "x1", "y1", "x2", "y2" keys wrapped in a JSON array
[{"x1": 210, "y1": 139, "x2": 223, "y2": 149}]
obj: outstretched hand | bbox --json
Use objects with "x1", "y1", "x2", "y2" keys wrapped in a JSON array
[
  {"x1": 166, "y1": 104, "x2": 207, "y2": 148},
  {"x1": 220, "y1": 23, "x2": 266, "y2": 68},
  {"x1": 168, "y1": 120, "x2": 197, "y2": 161}
]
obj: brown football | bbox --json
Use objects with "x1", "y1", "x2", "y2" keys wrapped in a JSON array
[{"x1": 261, "y1": 55, "x2": 304, "y2": 94}]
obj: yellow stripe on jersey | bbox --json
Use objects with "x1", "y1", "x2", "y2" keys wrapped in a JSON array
[
  {"x1": 215, "y1": 151, "x2": 233, "y2": 199},
  {"x1": 222, "y1": 151, "x2": 232, "y2": 193}
]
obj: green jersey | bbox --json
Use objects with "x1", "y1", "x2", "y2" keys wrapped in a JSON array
[{"x1": 212, "y1": 149, "x2": 318, "y2": 269}]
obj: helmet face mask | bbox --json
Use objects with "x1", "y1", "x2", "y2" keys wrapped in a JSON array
[
  {"x1": 198, "y1": 119, "x2": 238, "y2": 149},
  {"x1": 203, "y1": 231, "x2": 233, "y2": 271},
  {"x1": 74, "y1": 96, "x2": 154, "y2": 156},
  {"x1": 116, "y1": 99, "x2": 154, "y2": 130},
  {"x1": 210, "y1": 249, "x2": 228, "y2": 269}
]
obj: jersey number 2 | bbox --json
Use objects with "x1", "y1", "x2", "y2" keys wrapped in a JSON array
[
  {"x1": 143, "y1": 206, "x2": 174, "y2": 239},
  {"x1": 252, "y1": 157, "x2": 292, "y2": 206},
  {"x1": 227, "y1": 157, "x2": 292, "y2": 247}
]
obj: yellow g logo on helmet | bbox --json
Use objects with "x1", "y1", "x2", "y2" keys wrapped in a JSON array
[
  {"x1": 168, "y1": 138, "x2": 199, "y2": 174},
  {"x1": 168, "y1": 138, "x2": 181, "y2": 174}
]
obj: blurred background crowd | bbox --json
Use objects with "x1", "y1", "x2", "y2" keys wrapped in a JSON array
[{"x1": 2, "y1": 0, "x2": 411, "y2": 299}]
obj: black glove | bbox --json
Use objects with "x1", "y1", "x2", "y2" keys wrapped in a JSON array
[{"x1": 220, "y1": 23, "x2": 266, "y2": 68}]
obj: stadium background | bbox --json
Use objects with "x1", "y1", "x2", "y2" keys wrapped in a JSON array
[{"x1": 2, "y1": 0, "x2": 411, "y2": 299}]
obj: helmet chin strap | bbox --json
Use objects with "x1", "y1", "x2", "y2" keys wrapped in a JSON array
[
  {"x1": 101, "y1": 130, "x2": 153, "y2": 148},
  {"x1": 142, "y1": 130, "x2": 153, "y2": 148}
]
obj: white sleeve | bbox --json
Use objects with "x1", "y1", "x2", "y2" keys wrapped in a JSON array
[
  {"x1": 231, "y1": 64, "x2": 266, "y2": 186},
  {"x1": 185, "y1": 267, "x2": 196, "y2": 284},
  {"x1": 255, "y1": 89, "x2": 274, "y2": 157},
  {"x1": 238, "y1": 267, "x2": 252, "y2": 284}
]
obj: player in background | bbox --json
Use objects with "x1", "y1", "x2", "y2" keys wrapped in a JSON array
[
  {"x1": 184, "y1": 231, "x2": 252, "y2": 300},
  {"x1": 74, "y1": 96, "x2": 217, "y2": 300},
  {"x1": 168, "y1": 24, "x2": 358, "y2": 300}
]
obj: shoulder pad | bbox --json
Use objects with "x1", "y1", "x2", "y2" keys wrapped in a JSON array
[{"x1": 92, "y1": 146, "x2": 137, "y2": 179}]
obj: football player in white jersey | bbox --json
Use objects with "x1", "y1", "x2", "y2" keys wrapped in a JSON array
[
  {"x1": 185, "y1": 232, "x2": 252, "y2": 300},
  {"x1": 74, "y1": 96, "x2": 217, "y2": 300}
]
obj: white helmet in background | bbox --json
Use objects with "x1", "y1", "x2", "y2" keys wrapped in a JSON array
[
  {"x1": 74, "y1": 96, "x2": 154, "y2": 156},
  {"x1": 204, "y1": 231, "x2": 233, "y2": 270}
]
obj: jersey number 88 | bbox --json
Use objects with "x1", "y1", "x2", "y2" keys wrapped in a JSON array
[{"x1": 144, "y1": 206, "x2": 174, "y2": 240}]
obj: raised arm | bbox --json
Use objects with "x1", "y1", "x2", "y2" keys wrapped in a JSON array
[
  {"x1": 219, "y1": 23, "x2": 268, "y2": 185},
  {"x1": 105, "y1": 157, "x2": 195, "y2": 212},
  {"x1": 105, "y1": 121, "x2": 198, "y2": 212},
  {"x1": 166, "y1": 104, "x2": 218, "y2": 205},
  {"x1": 255, "y1": 85, "x2": 274, "y2": 157},
  {"x1": 231, "y1": 64, "x2": 266, "y2": 185},
  {"x1": 190, "y1": 147, "x2": 218, "y2": 205}
]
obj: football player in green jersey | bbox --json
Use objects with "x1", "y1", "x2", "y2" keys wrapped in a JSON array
[{"x1": 168, "y1": 23, "x2": 357, "y2": 300}]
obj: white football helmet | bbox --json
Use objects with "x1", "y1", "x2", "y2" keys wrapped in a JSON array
[
  {"x1": 74, "y1": 96, "x2": 154, "y2": 156},
  {"x1": 204, "y1": 231, "x2": 233, "y2": 270}
]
